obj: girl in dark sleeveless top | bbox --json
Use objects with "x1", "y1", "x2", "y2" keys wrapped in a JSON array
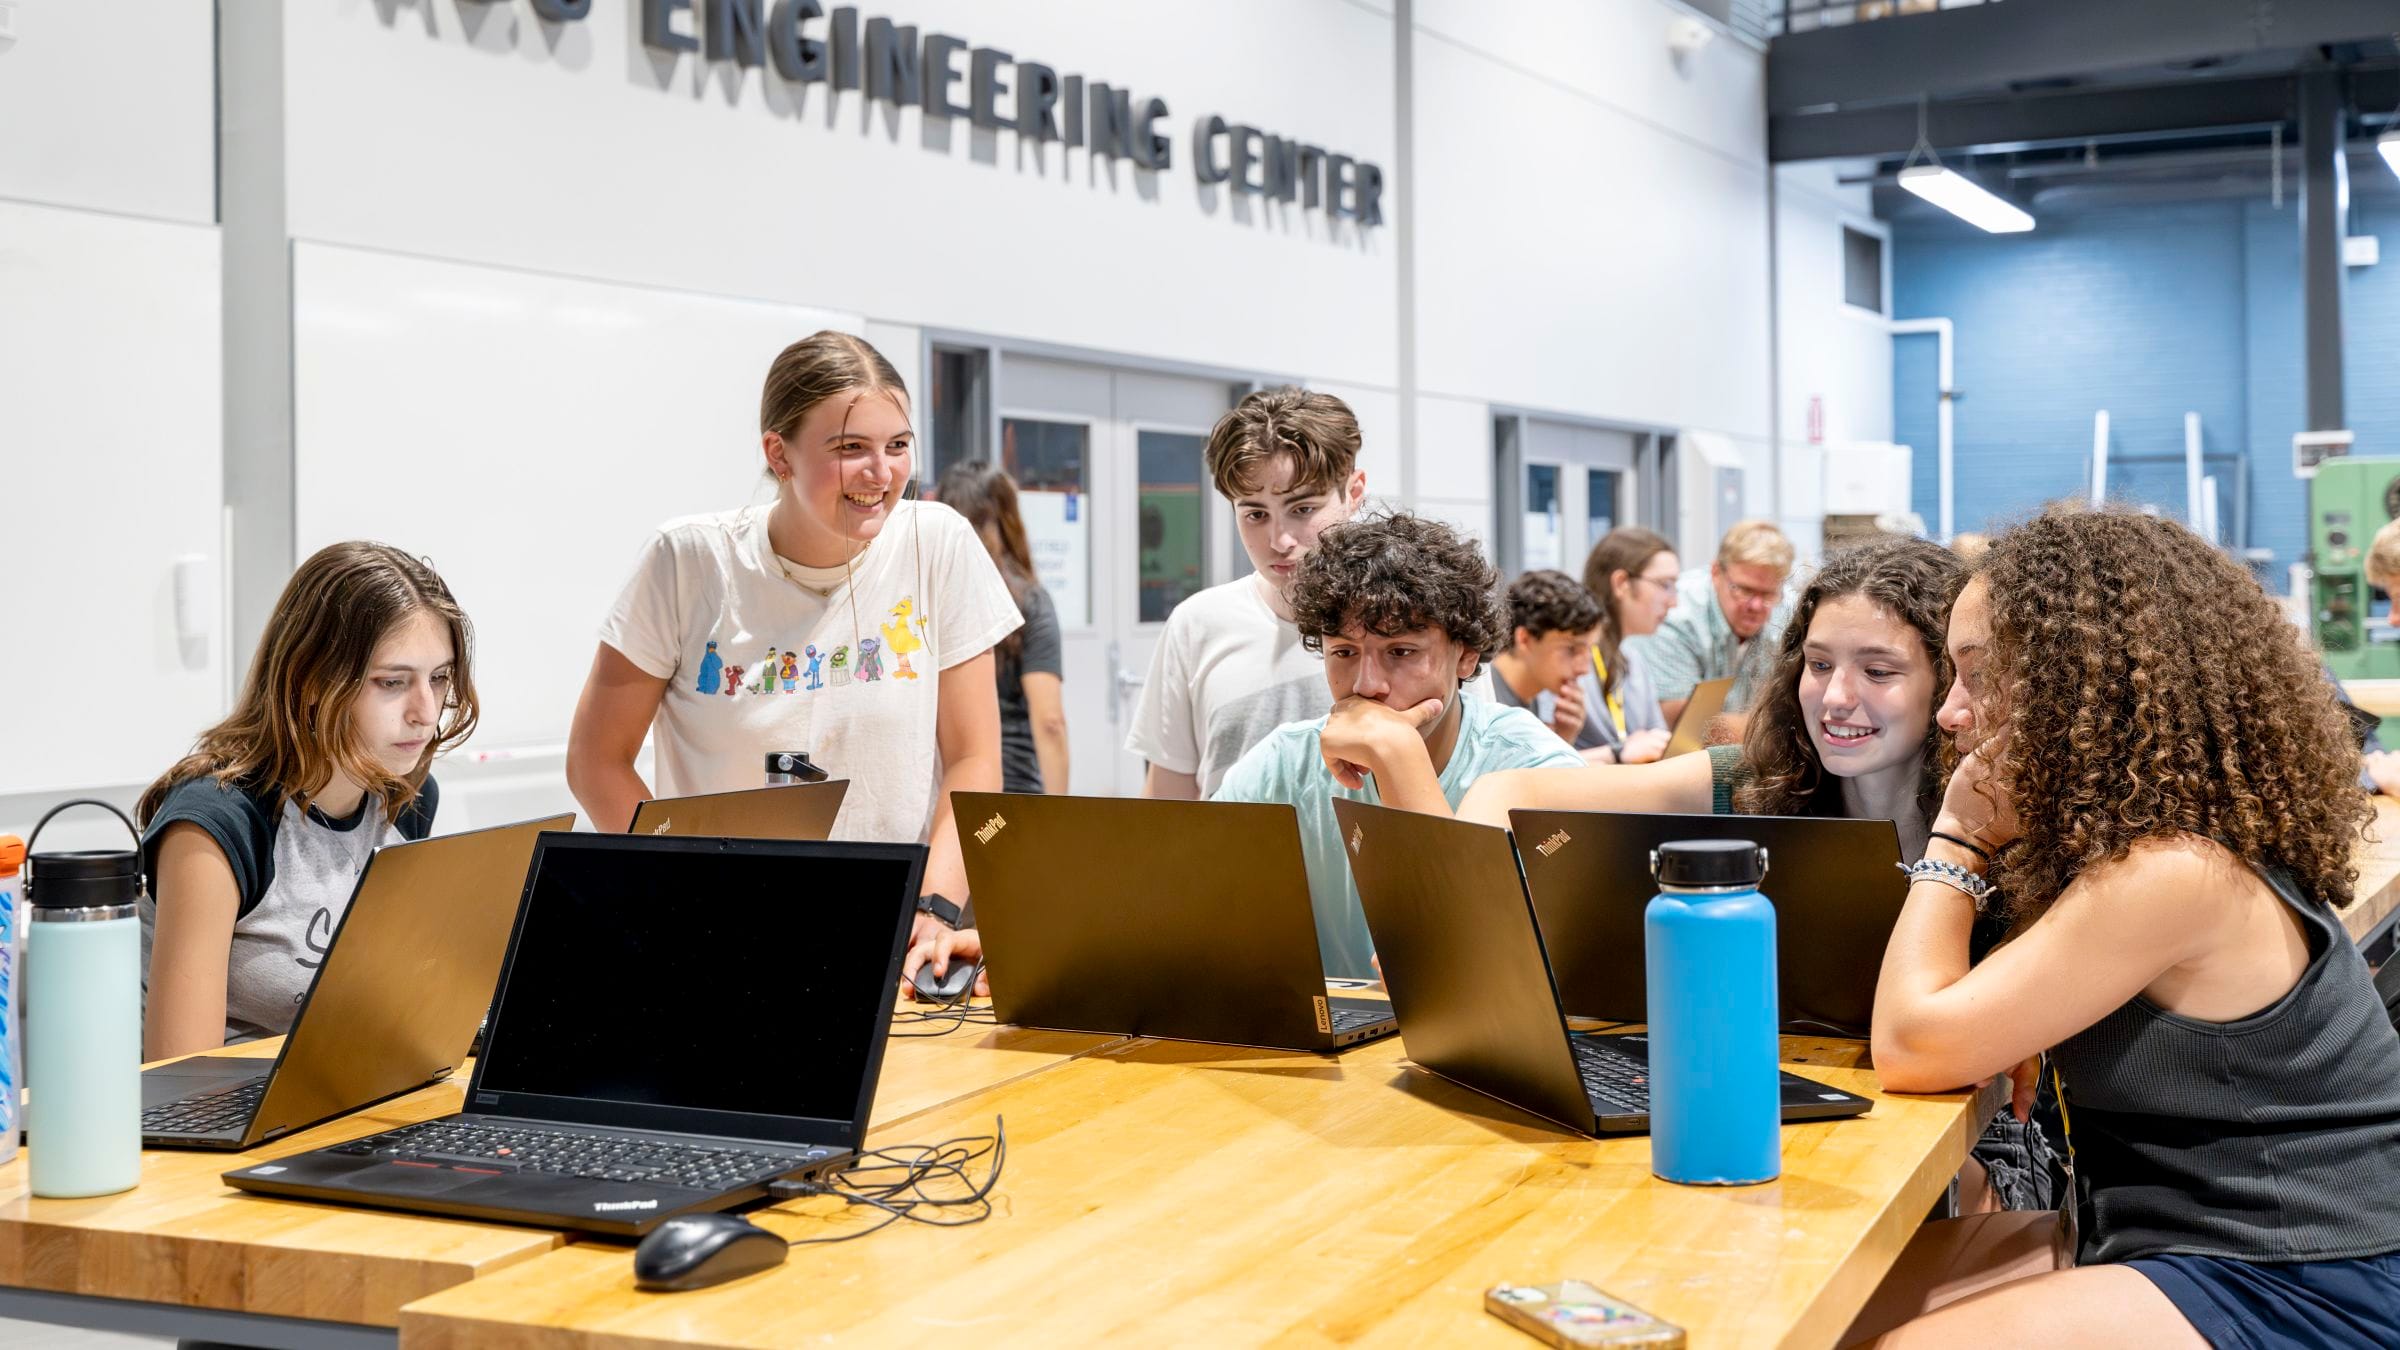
[{"x1": 1854, "y1": 510, "x2": 2400, "y2": 1348}]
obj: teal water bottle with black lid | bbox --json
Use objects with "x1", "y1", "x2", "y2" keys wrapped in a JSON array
[
  {"x1": 1645, "y1": 838, "x2": 1780, "y2": 1186},
  {"x1": 22, "y1": 800, "x2": 145, "y2": 1198}
]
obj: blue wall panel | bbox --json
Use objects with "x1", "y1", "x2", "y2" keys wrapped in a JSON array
[{"x1": 1893, "y1": 194, "x2": 2400, "y2": 587}]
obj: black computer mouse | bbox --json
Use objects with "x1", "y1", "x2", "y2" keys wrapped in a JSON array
[
  {"x1": 911, "y1": 960, "x2": 977, "y2": 1003},
  {"x1": 632, "y1": 1213, "x2": 788, "y2": 1292}
]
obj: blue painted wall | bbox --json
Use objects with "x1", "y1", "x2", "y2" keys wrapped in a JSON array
[{"x1": 1894, "y1": 195, "x2": 2400, "y2": 586}]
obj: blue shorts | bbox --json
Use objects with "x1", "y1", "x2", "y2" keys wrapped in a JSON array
[{"x1": 2128, "y1": 1250, "x2": 2400, "y2": 1350}]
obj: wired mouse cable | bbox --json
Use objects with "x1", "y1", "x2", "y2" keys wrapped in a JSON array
[{"x1": 765, "y1": 1116, "x2": 1007, "y2": 1247}]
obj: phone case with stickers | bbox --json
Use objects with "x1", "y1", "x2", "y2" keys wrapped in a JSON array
[{"x1": 1485, "y1": 1281, "x2": 1686, "y2": 1349}]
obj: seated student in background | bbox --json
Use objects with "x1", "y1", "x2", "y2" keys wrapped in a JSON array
[
  {"x1": 568, "y1": 331, "x2": 1021, "y2": 985},
  {"x1": 1853, "y1": 508, "x2": 2400, "y2": 1349},
  {"x1": 1214, "y1": 512, "x2": 1580, "y2": 980},
  {"x1": 1625, "y1": 518, "x2": 1795, "y2": 724},
  {"x1": 1474, "y1": 570, "x2": 1611, "y2": 755},
  {"x1": 1577, "y1": 526, "x2": 1682, "y2": 764},
  {"x1": 936, "y1": 462, "x2": 1068, "y2": 794},
  {"x1": 139, "y1": 543, "x2": 478, "y2": 1061},
  {"x1": 1124, "y1": 387, "x2": 1367, "y2": 800}
]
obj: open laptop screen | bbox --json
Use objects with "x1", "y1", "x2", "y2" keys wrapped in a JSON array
[{"x1": 470, "y1": 834, "x2": 922, "y2": 1147}]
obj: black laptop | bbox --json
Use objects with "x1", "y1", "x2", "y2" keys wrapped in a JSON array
[
  {"x1": 1331, "y1": 799, "x2": 1872, "y2": 1137},
  {"x1": 1511, "y1": 810, "x2": 1906, "y2": 1036},
  {"x1": 628, "y1": 780, "x2": 850, "y2": 840},
  {"x1": 141, "y1": 812, "x2": 573, "y2": 1150},
  {"x1": 953, "y1": 792, "x2": 1398, "y2": 1052},
  {"x1": 224, "y1": 833, "x2": 923, "y2": 1235}
]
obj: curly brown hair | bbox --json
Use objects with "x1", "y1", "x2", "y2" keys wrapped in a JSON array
[
  {"x1": 1974, "y1": 508, "x2": 2370, "y2": 917},
  {"x1": 1735, "y1": 536, "x2": 1964, "y2": 819},
  {"x1": 1506, "y1": 570, "x2": 1604, "y2": 640},
  {"x1": 1290, "y1": 512, "x2": 1508, "y2": 661}
]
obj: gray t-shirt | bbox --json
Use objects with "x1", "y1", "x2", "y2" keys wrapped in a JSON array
[
  {"x1": 141, "y1": 776, "x2": 437, "y2": 1043},
  {"x1": 998, "y1": 582, "x2": 1063, "y2": 794}
]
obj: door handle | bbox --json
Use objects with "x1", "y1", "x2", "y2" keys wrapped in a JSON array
[{"x1": 1106, "y1": 642, "x2": 1144, "y2": 726}]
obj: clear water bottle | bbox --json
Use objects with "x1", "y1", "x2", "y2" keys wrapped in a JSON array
[
  {"x1": 23, "y1": 800, "x2": 145, "y2": 1198},
  {"x1": 1645, "y1": 838, "x2": 1780, "y2": 1186},
  {"x1": 0, "y1": 833, "x2": 22, "y2": 1166}
]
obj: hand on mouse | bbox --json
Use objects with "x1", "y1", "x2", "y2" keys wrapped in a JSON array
[{"x1": 900, "y1": 925, "x2": 988, "y2": 1000}]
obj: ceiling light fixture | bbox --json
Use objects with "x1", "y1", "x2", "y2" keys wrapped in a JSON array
[{"x1": 1900, "y1": 95, "x2": 2035, "y2": 234}]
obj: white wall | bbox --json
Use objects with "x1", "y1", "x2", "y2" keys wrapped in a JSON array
[
  {"x1": 1775, "y1": 159, "x2": 1895, "y2": 558},
  {"x1": 1406, "y1": 0, "x2": 1777, "y2": 547},
  {"x1": 280, "y1": 0, "x2": 1398, "y2": 389},
  {"x1": 0, "y1": 5, "x2": 222, "y2": 845}
]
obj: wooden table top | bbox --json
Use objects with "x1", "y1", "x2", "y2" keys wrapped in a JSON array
[
  {"x1": 0, "y1": 1006, "x2": 1113, "y2": 1328},
  {"x1": 398, "y1": 1034, "x2": 2001, "y2": 1350},
  {"x1": 2342, "y1": 796, "x2": 2400, "y2": 943}
]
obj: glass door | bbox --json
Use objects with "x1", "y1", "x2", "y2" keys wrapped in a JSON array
[{"x1": 998, "y1": 355, "x2": 1231, "y2": 795}]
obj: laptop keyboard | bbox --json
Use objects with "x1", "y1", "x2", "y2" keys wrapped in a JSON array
[
  {"x1": 143, "y1": 1077, "x2": 267, "y2": 1135},
  {"x1": 327, "y1": 1120, "x2": 833, "y2": 1191},
  {"x1": 1329, "y1": 1007, "x2": 1389, "y2": 1031},
  {"x1": 1570, "y1": 1038, "x2": 1652, "y2": 1116}
]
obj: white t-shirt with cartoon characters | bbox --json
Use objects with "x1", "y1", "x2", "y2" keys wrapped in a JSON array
[{"x1": 599, "y1": 500, "x2": 1022, "y2": 845}]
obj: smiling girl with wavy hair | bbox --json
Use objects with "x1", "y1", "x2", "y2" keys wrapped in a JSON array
[{"x1": 1860, "y1": 507, "x2": 2400, "y2": 1348}]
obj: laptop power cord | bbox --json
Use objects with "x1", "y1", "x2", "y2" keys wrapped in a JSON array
[{"x1": 764, "y1": 1116, "x2": 1007, "y2": 1247}]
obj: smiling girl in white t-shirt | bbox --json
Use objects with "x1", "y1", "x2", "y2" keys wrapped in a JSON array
[{"x1": 568, "y1": 332, "x2": 1021, "y2": 964}]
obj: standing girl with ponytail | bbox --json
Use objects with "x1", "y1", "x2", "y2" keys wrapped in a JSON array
[{"x1": 567, "y1": 332, "x2": 1022, "y2": 962}]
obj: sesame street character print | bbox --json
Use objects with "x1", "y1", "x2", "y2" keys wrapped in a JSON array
[
  {"x1": 803, "y1": 644, "x2": 825, "y2": 691},
  {"x1": 748, "y1": 648, "x2": 779, "y2": 695},
  {"x1": 881, "y1": 598, "x2": 923, "y2": 681},
  {"x1": 856, "y1": 637, "x2": 884, "y2": 682},
  {"x1": 778, "y1": 649, "x2": 799, "y2": 692},
  {"x1": 695, "y1": 640, "x2": 725, "y2": 695},
  {"x1": 830, "y1": 645, "x2": 851, "y2": 686},
  {"x1": 721, "y1": 664, "x2": 746, "y2": 696}
]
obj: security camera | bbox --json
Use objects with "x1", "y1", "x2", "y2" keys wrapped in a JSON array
[{"x1": 1667, "y1": 16, "x2": 1715, "y2": 66}]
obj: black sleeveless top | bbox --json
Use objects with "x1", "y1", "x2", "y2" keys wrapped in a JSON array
[{"x1": 2051, "y1": 863, "x2": 2400, "y2": 1265}]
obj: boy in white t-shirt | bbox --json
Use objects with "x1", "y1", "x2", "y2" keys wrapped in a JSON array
[{"x1": 1123, "y1": 387, "x2": 1369, "y2": 799}]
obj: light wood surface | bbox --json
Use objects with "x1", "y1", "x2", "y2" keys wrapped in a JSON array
[
  {"x1": 2342, "y1": 679, "x2": 2400, "y2": 719},
  {"x1": 2342, "y1": 796, "x2": 2400, "y2": 944},
  {"x1": 0, "y1": 1006, "x2": 1114, "y2": 1328},
  {"x1": 398, "y1": 1034, "x2": 2000, "y2": 1350}
]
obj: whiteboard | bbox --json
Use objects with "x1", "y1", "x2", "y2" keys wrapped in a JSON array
[
  {"x1": 292, "y1": 243, "x2": 861, "y2": 755},
  {"x1": 0, "y1": 200, "x2": 224, "y2": 795}
]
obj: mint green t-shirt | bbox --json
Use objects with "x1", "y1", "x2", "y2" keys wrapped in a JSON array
[{"x1": 1211, "y1": 696, "x2": 1582, "y2": 979}]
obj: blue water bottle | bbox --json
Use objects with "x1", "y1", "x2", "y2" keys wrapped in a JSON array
[{"x1": 1645, "y1": 839, "x2": 1780, "y2": 1186}]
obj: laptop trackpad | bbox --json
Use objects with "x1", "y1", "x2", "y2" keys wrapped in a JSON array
[{"x1": 141, "y1": 1056, "x2": 270, "y2": 1104}]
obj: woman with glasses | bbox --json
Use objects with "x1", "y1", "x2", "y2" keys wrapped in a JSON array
[{"x1": 1576, "y1": 527, "x2": 1681, "y2": 764}]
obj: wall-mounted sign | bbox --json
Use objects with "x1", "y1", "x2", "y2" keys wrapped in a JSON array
[{"x1": 521, "y1": 0, "x2": 1386, "y2": 227}]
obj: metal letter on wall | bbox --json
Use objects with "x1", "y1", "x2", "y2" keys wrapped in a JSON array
[
  {"x1": 969, "y1": 47, "x2": 1016, "y2": 130},
  {"x1": 529, "y1": 0, "x2": 592, "y2": 21},
  {"x1": 1016, "y1": 62, "x2": 1062, "y2": 140},
  {"x1": 921, "y1": 33, "x2": 969, "y2": 117},
  {"x1": 641, "y1": 0, "x2": 699, "y2": 54},
  {"x1": 1194, "y1": 114, "x2": 1231, "y2": 184},
  {"x1": 706, "y1": 0, "x2": 767, "y2": 67},
  {"x1": 1135, "y1": 96, "x2": 1172, "y2": 171},
  {"x1": 766, "y1": 0, "x2": 826, "y2": 82},
  {"x1": 864, "y1": 17, "x2": 921, "y2": 107}
]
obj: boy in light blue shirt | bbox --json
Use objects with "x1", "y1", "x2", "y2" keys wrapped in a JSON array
[{"x1": 1213, "y1": 513, "x2": 1580, "y2": 980}]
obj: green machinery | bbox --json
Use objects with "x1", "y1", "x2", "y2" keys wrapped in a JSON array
[{"x1": 2311, "y1": 457, "x2": 2400, "y2": 679}]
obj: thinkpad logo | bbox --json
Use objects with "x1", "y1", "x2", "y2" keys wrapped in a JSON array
[
  {"x1": 650, "y1": 819, "x2": 672, "y2": 834},
  {"x1": 1535, "y1": 829, "x2": 1571, "y2": 857},
  {"x1": 592, "y1": 1199, "x2": 658, "y2": 1212},
  {"x1": 974, "y1": 813, "x2": 1007, "y2": 845}
]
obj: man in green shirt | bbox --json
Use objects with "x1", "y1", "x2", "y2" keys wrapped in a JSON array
[{"x1": 1213, "y1": 513, "x2": 1580, "y2": 979}]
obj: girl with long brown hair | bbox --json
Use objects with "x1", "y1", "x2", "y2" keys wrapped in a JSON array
[
  {"x1": 936, "y1": 462, "x2": 1069, "y2": 795},
  {"x1": 139, "y1": 542, "x2": 478, "y2": 1059},
  {"x1": 1856, "y1": 509, "x2": 2400, "y2": 1347},
  {"x1": 1577, "y1": 526, "x2": 1682, "y2": 763},
  {"x1": 566, "y1": 331, "x2": 1021, "y2": 993}
]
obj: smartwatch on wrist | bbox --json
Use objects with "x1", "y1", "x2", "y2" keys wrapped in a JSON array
[{"x1": 917, "y1": 893, "x2": 967, "y2": 929}]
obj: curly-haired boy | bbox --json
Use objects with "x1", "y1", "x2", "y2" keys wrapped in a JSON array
[{"x1": 1211, "y1": 513, "x2": 1579, "y2": 979}]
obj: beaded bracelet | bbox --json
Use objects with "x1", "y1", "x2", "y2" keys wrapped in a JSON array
[{"x1": 1898, "y1": 857, "x2": 1995, "y2": 912}]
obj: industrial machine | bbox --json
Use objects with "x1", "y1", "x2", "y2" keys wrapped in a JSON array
[{"x1": 2310, "y1": 457, "x2": 2400, "y2": 678}]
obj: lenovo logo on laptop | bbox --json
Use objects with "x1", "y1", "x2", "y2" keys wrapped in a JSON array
[
  {"x1": 974, "y1": 814, "x2": 1007, "y2": 845},
  {"x1": 1347, "y1": 824, "x2": 1363, "y2": 855},
  {"x1": 1535, "y1": 829, "x2": 1571, "y2": 858},
  {"x1": 592, "y1": 1199, "x2": 658, "y2": 1212}
]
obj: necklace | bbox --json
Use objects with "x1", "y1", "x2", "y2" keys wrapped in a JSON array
[{"x1": 777, "y1": 541, "x2": 871, "y2": 597}]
